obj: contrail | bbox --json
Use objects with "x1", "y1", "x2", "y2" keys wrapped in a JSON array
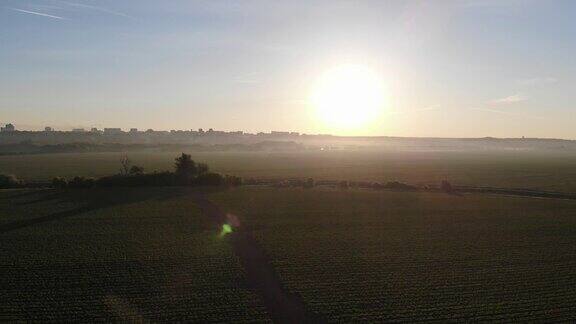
[
  {"x1": 56, "y1": 1, "x2": 135, "y2": 19},
  {"x1": 9, "y1": 7, "x2": 65, "y2": 20}
]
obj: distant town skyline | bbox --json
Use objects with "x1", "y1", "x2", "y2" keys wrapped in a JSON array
[
  {"x1": 2, "y1": 1, "x2": 576, "y2": 138},
  {"x1": 0, "y1": 121, "x2": 572, "y2": 140},
  {"x1": 0, "y1": 122, "x2": 308, "y2": 135}
]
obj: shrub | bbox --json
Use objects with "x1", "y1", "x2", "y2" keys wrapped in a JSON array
[
  {"x1": 243, "y1": 178, "x2": 257, "y2": 185},
  {"x1": 68, "y1": 176, "x2": 95, "y2": 189},
  {"x1": 441, "y1": 180, "x2": 454, "y2": 193},
  {"x1": 304, "y1": 178, "x2": 314, "y2": 188},
  {"x1": 0, "y1": 174, "x2": 21, "y2": 189},
  {"x1": 384, "y1": 181, "x2": 417, "y2": 191},
  {"x1": 51, "y1": 177, "x2": 68, "y2": 189},
  {"x1": 197, "y1": 163, "x2": 209, "y2": 175},
  {"x1": 98, "y1": 172, "x2": 176, "y2": 187},
  {"x1": 194, "y1": 172, "x2": 224, "y2": 186},
  {"x1": 224, "y1": 175, "x2": 243, "y2": 186},
  {"x1": 338, "y1": 180, "x2": 349, "y2": 189},
  {"x1": 129, "y1": 165, "x2": 144, "y2": 175}
]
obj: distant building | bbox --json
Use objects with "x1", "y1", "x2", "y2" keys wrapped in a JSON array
[
  {"x1": 145, "y1": 129, "x2": 154, "y2": 133},
  {"x1": 91, "y1": 127, "x2": 99, "y2": 132},
  {"x1": 104, "y1": 128, "x2": 123, "y2": 135},
  {"x1": 271, "y1": 131, "x2": 290, "y2": 136},
  {"x1": 1, "y1": 123, "x2": 15, "y2": 132},
  {"x1": 72, "y1": 128, "x2": 85, "y2": 132},
  {"x1": 44, "y1": 126, "x2": 53, "y2": 132},
  {"x1": 129, "y1": 128, "x2": 138, "y2": 133}
]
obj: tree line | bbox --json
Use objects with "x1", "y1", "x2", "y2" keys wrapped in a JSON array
[{"x1": 0, "y1": 153, "x2": 241, "y2": 189}]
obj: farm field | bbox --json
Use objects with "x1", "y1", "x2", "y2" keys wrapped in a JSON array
[
  {"x1": 0, "y1": 187, "x2": 269, "y2": 322},
  {"x1": 210, "y1": 187, "x2": 576, "y2": 321},
  {"x1": 3, "y1": 186, "x2": 576, "y2": 321},
  {"x1": 2, "y1": 150, "x2": 576, "y2": 192}
]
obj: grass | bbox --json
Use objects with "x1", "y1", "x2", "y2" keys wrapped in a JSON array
[
  {"x1": 209, "y1": 187, "x2": 576, "y2": 321},
  {"x1": 1, "y1": 150, "x2": 576, "y2": 192}
]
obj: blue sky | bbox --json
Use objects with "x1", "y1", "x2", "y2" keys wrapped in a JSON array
[{"x1": 1, "y1": 0, "x2": 575, "y2": 137}]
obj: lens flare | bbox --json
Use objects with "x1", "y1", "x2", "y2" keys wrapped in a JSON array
[{"x1": 219, "y1": 223, "x2": 233, "y2": 237}]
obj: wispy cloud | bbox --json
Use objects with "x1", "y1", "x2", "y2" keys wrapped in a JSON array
[
  {"x1": 470, "y1": 107, "x2": 542, "y2": 120},
  {"x1": 461, "y1": 0, "x2": 528, "y2": 8},
  {"x1": 8, "y1": 7, "x2": 65, "y2": 20},
  {"x1": 472, "y1": 107, "x2": 516, "y2": 116},
  {"x1": 518, "y1": 77, "x2": 557, "y2": 87},
  {"x1": 490, "y1": 94, "x2": 526, "y2": 105},
  {"x1": 56, "y1": 1, "x2": 135, "y2": 19}
]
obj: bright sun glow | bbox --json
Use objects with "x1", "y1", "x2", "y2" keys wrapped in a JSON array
[{"x1": 311, "y1": 64, "x2": 386, "y2": 131}]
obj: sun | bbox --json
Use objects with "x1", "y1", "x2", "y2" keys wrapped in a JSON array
[{"x1": 310, "y1": 64, "x2": 386, "y2": 132}]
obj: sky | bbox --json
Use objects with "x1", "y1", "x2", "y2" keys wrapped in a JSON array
[{"x1": 0, "y1": 0, "x2": 575, "y2": 138}]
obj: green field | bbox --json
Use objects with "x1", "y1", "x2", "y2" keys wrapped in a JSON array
[
  {"x1": 2, "y1": 150, "x2": 576, "y2": 192},
  {"x1": 2, "y1": 186, "x2": 576, "y2": 321}
]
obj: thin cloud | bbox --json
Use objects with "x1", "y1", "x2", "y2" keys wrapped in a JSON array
[
  {"x1": 518, "y1": 77, "x2": 557, "y2": 87},
  {"x1": 490, "y1": 94, "x2": 526, "y2": 105},
  {"x1": 472, "y1": 107, "x2": 517, "y2": 116},
  {"x1": 56, "y1": 1, "x2": 135, "y2": 19},
  {"x1": 8, "y1": 7, "x2": 65, "y2": 20},
  {"x1": 471, "y1": 107, "x2": 543, "y2": 120},
  {"x1": 461, "y1": 0, "x2": 528, "y2": 8}
]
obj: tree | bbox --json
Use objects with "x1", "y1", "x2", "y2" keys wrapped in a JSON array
[
  {"x1": 339, "y1": 180, "x2": 349, "y2": 189},
  {"x1": 120, "y1": 155, "x2": 131, "y2": 175},
  {"x1": 68, "y1": 176, "x2": 95, "y2": 188},
  {"x1": 197, "y1": 162, "x2": 209, "y2": 175},
  {"x1": 441, "y1": 180, "x2": 454, "y2": 193},
  {"x1": 225, "y1": 175, "x2": 242, "y2": 186},
  {"x1": 304, "y1": 177, "x2": 314, "y2": 188},
  {"x1": 0, "y1": 174, "x2": 20, "y2": 189},
  {"x1": 129, "y1": 165, "x2": 144, "y2": 175},
  {"x1": 174, "y1": 153, "x2": 197, "y2": 182},
  {"x1": 194, "y1": 172, "x2": 224, "y2": 186},
  {"x1": 51, "y1": 177, "x2": 67, "y2": 189}
]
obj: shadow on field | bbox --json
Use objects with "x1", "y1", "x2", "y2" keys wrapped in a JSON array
[
  {"x1": 1, "y1": 189, "x2": 51, "y2": 200},
  {"x1": 1, "y1": 186, "x2": 248, "y2": 322},
  {"x1": 193, "y1": 193, "x2": 325, "y2": 324},
  {"x1": 14, "y1": 192, "x2": 62, "y2": 206},
  {"x1": 0, "y1": 187, "x2": 187, "y2": 234}
]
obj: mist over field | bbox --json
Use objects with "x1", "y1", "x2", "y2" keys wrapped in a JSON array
[{"x1": 1, "y1": 150, "x2": 576, "y2": 192}]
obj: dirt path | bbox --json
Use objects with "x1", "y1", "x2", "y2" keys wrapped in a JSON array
[{"x1": 193, "y1": 193, "x2": 323, "y2": 324}]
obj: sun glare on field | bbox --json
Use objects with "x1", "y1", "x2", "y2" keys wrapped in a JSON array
[{"x1": 311, "y1": 64, "x2": 386, "y2": 132}]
